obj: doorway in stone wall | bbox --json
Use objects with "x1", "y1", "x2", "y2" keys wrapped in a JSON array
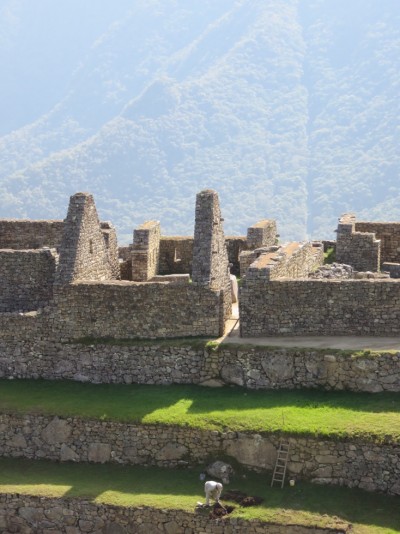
[{"x1": 226, "y1": 273, "x2": 240, "y2": 339}]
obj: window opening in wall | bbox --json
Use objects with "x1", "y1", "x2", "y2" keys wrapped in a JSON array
[
  {"x1": 89, "y1": 239, "x2": 93, "y2": 254},
  {"x1": 174, "y1": 248, "x2": 182, "y2": 263}
]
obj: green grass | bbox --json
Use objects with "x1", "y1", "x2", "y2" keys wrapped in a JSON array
[
  {"x1": 0, "y1": 458, "x2": 398, "y2": 533},
  {"x1": 324, "y1": 246, "x2": 336, "y2": 264},
  {"x1": 1, "y1": 380, "x2": 400, "y2": 442}
]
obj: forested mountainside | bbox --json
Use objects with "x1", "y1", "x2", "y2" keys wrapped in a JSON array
[{"x1": 1, "y1": 0, "x2": 399, "y2": 243}]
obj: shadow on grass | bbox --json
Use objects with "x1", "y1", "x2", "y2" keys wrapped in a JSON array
[
  {"x1": 1, "y1": 458, "x2": 399, "y2": 533},
  {"x1": 1, "y1": 379, "x2": 399, "y2": 420}
]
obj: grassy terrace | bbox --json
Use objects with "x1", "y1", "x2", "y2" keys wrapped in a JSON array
[
  {"x1": 0, "y1": 458, "x2": 399, "y2": 534},
  {"x1": 1, "y1": 379, "x2": 400, "y2": 442}
]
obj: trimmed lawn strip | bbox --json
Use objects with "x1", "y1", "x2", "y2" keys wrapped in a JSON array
[
  {"x1": 1, "y1": 380, "x2": 400, "y2": 442},
  {"x1": 0, "y1": 458, "x2": 399, "y2": 534}
]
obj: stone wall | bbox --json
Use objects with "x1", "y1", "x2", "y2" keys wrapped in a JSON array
[
  {"x1": 1, "y1": 329, "x2": 399, "y2": 392},
  {"x1": 336, "y1": 214, "x2": 380, "y2": 271},
  {"x1": 0, "y1": 220, "x2": 64, "y2": 249},
  {"x1": 225, "y1": 236, "x2": 247, "y2": 275},
  {"x1": 356, "y1": 221, "x2": 400, "y2": 264},
  {"x1": 100, "y1": 222, "x2": 120, "y2": 279},
  {"x1": 52, "y1": 281, "x2": 223, "y2": 339},
  {"x1": 192, "y1": 190, "x2": 232, "y2": 330},
  {"x1": 192, "y1": 190, "x2": 229, "y2": 289},
  {"x1": 118, "y1": 245, "x2": 132, "y2": 262},
  {"x1": 244, "y1": 242, "x2": 323, "y2": 283},
  {"x1": 132, "y1": 221, "x2": 161, "y2": 281},
  {"x1": 240, "y1": 278, "x2": 400, "y2": 336},
  {"x1": 158, "y1": 236, "x2": 249, "y2": 277},
  {"x1": 246, "y1": 220, "x2": 277, "y2": 249},
  {"x1": 1, "y1": 413, "x2": 399, "y2": 495},
  {"x1": 0, "y1": 249, "x2": 57, "y2": 312},
  {"x1": 56, "y1": 193, "x2": 114, "y2": 284},
  {"x1": 239, "y1": 250, "x2": 257, "y2": 278},
  {"x1": 159, "y1": 237, "x2": 194, "y2": 275},
  {"x1": 215, "y1": 346, "x2": 400, "y2": 393},
  {"x1": 0, "y1": 494, "x2": 348, "y2": 534},
  {"x1": 382, "y1": 262, "x2": 400, "y2": 278}
]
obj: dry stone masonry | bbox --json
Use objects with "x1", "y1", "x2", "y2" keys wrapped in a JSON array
[
  {"x1": 1, "y1": 332, "x2": 399, "y2": 393},
  {"x1": 246, "y1": 219, "x2": 277, "y2": 249},
  {"x1": 1, "y1": 413, "x2": 399, "y2": 495},
  {"x1": 1, "y1": 190, "x2": 400, "y2": 531},
  {"x1": 355, "y1": 220, "x2": 400, "y2": 264},
  {"x1": 132, "y1": 220, "x2": 161, "y2": 281},
  {"x1": 0, "y1": 494, "x2": 349, "y2": 534},
  {"x1": 192, "y1": 190, "x2": 232, "y2": 330},
  {"x1": 0, "y1": 219, "x2": 64, "y2": 249},
  {"x1": 0, "y1": 190, "x2": 234, "y2": 339},
  {"x1": 0, "y1": 248, "x2": 57, "y2": 312},
  {"x1": 56, "y1": 192, "x2": 116, "y2": 284},
  {"x1": 240, "y1": 278, "x2": 400, "y2": 336},
  {"x1": 336, "y1": 214, "x2": 380, "y2": 272}
]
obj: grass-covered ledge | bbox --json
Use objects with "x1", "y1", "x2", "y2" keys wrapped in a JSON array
[
  {"x1": 0, "y1": 458, "x2": 399, "y2": 534},
  {"x1": 0, "y1": 458, "x2": 400, "y2": 534},
  {"x1": 1, "y1": 379, "x2": 400, "y2": 442}
]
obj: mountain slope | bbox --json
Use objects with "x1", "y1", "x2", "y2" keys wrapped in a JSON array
[{"x1": 1, "y1": 0, "x2": 399, "y2": 243}]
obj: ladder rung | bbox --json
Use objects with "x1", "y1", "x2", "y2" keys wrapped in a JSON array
[{"x1": 271, "y1": 440, "x2": 290, "y2": 488}]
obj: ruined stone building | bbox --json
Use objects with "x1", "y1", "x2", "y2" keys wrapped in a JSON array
[
  {"x1": 2, "y1": 190, "x2": 400, "y2": 345},
  {"x1": 240, "y1": 212, "x2": 400, "y2": 336}
]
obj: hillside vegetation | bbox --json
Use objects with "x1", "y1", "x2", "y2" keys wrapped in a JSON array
[{"x1": 1, "y1": 0, "x2": 400, "y2": 243}]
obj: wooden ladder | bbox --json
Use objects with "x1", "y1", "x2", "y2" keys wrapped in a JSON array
[{"x1": 271, "y1": 440, "x2": 290, "y2": 488}]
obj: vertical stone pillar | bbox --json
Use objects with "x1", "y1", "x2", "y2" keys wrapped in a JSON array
[
  {"x1": 132, "y1": 221, "x2": 161, "y2": 281},
  {"x1": 101, "y1": 222, "x2": 120, "y2": 280},
  {"x1": 56, "y1": 192, "x2": 113, "y2": 284},
  {"x1": 192, "y1": 190, "x2": 232, "y2": 331}
]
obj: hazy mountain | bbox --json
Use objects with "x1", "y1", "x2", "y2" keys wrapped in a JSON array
[{"x1": 1, "y1": 0, "x2": 399, "y2": 244}]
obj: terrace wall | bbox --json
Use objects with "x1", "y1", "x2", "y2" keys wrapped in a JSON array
[
  {"x1": 0, "y1": 249, "x2": 57, "y2": 312},
  {"x1": 0, "y1": 494, "x2": 348, "y2": 534},
  {"x1": 1, "y1": 414, "x2": 399, "y2": 495},
  {"x1": 240, "y1": 278, "x2": 400, "y2": 336},
  {"x1": 1, "y1": 324, "x2": 399, "y2": 392}
]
